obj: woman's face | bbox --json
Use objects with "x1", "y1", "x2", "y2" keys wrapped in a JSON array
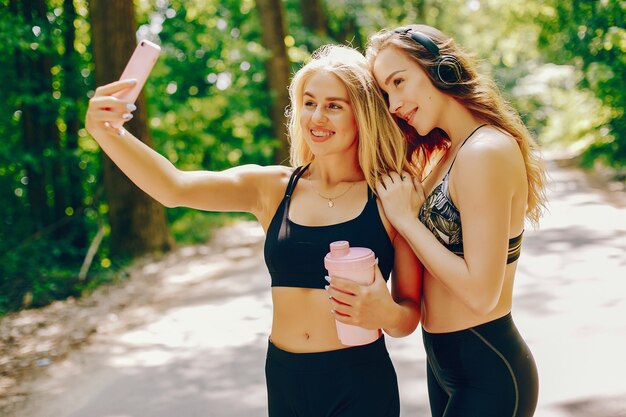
[
  {"x1": 372, "y1": 46, "x2": 443, "y2": 136},
  {"x1": 299, "y1": 71, "x2": 358, "y2": 158}
]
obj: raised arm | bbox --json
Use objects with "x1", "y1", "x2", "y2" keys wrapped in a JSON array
[
  {"x1": 85, "y1": 79, "x2": 288, "y2": 220},
  {"x1": 377, "y1": 135, "x2": 524, "y2": 315}
]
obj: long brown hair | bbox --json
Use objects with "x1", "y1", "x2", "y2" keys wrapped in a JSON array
[{"x1": 366, "y1": 25, "x2": 547, "y2": 225}]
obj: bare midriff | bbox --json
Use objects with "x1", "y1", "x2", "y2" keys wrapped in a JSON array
[
  {"x1": 421, "y1": 263, "x2": 518, "y2": 334},
  {"x1": 270, "y1": 286, "x2": 374, "y2": 353}
]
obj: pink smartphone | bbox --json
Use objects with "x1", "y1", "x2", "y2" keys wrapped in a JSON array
[{"x1": 111, "y1": 39, "x2": 161, "y2": 127}]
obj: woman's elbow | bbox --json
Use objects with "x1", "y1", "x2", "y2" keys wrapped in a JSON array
[
  {"x1": 155, "y1": 175, "x2": 187, "y2": 208},
  {"x1": 158, "y1": 187, "x2": 185, "y2": 208},
  {"x1": 386, "y1": 301, "x2": 421, "y2": 337},
  {"x1": 159, "y1": 197, "x2": 179, "y2": 208},
  {"x1": 466, "y1": 293, "x2": 499, "y2": 316}
]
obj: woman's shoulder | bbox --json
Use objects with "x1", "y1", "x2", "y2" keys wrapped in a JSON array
[
  {"x1": 221, "y1": 164, "x2": 296, "y2": 201},
  {"x1": 238, "y1": 165, "x2": 297, "y2": 227},
  {"x1": 264, "y1": 165, "x2": 297, "y2": 189},
  {"x1": 457, "y1": 127, "x2": 522, "y2": 173},
  {"x1": 451, "y1": 127, "x2": 525, "y2": 199},
  {"x1": 227, "y1": 164, "x2": 294, "y2": 185}
]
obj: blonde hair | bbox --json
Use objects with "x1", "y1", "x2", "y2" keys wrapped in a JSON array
[
  {"x1": 287, "y1": 44, "x2": 409, "y2": 192},
  {"x1": 366, "y1": 25, "x2": 547, "y2": 226}
]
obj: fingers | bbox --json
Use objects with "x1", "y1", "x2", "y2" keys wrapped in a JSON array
[
  {"x1": 388, "y1": 171, "x2": 403, "y2": 183},
  {"x1": 94, "y1": 97, "x2": 137, "y2": 112},
  {"x1": 326, "y1": 275, "x2": 357, "y2": 317},
  {"x1": 377, "y1": 171, "x2": 413, "y2": 193},
  {"x1": 326, "y1": 272, "x2": 384, "y2": 322},
  {"x1": 103, "y1": 122, "x2": 127, "y2": 137},
  {"x1": 377, "y1": 172, "x2": 396, "y2": 191},
  {"x1": 87, "y1": 80, "x2": 139, "y2": 125},
  {"x1": 375, "y1": 180, "x2": 386, "y2": 195},
  {"x1": 327, "y1": 272, "x2": 390, "y2": 327},
  {"x1": 94, "y1": 79, "x2": 137, "y2": 97},
  {"x1": 327, "y1": 286, "x2": 353, "y2": 318},
  {"x1": 326, "y1": 276, "x2": 358, "y2": 302},
  {"x1": 330, "y1": 296, "x2": 355, "y2": 320},
  {"x1": 87, "y1": 94, "x2": 137, "y2": 129}
]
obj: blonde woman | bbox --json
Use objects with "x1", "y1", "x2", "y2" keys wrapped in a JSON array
[
  {"x1": 331, "y1": 25, "x2": 545, "y2": 416},
  {"x1": 85, "y1": 44, "x2": 422, "y2": 416}
]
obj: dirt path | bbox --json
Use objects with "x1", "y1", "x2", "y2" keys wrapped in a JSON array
[{"x1": 2, "y1": 159, "x2": 626, "y2": 417}]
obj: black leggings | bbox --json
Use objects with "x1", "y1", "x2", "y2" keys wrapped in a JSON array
[
  {"x1": 422, "y1": 313, "x2": 539, "y2": 417},
  {"x1": 265, "y1": 336, "x2": 399, "y2": 417}
]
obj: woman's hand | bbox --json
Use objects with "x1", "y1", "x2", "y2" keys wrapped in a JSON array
[
  {"x1": 326, "y1": 266, "x2": 396, "y2": 330},
  {"x1": 85, "y1": 79, "x2": 137, "y2": 135},
  {"x1": 376, "y1": 171, "x2": 425, "y2": 232}
]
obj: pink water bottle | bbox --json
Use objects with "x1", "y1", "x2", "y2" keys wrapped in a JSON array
[{"x1": 324, "y1": 240, "x2": 380, "y2": 346}]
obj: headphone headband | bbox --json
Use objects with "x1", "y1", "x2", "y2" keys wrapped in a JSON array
[
  {"x1": 392, "y1": 26, "x2": 462, "y2": 87},
  {"x1": 393, "y1": 27, "x2": 440, "y2": 56}
]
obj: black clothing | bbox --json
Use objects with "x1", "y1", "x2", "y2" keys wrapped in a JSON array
[{"x1": 264, "y1": 165, "x2": 395, "y2": 289}]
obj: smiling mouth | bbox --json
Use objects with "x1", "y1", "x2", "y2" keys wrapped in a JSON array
[
  {"x1": 401, "y1": 108, "x2": 417, "y2": 123},
  {"x1": 311, "y1": 129, "x2": 334, "y2": 138}
]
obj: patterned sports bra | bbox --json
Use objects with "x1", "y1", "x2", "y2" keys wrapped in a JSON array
[{"x1": 417, "y1": 125, "x2": 523, "y2": 264}]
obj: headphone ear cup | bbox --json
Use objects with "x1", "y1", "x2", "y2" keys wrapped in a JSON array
[{"x1": 436, "y1": 55, "x2": 463, "y2": 85}]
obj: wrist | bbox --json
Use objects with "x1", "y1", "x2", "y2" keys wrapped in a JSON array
[
  {"x1": 394, "y1": 215, "x2": 416, "y2": 237},
  {"x1": 382, "y1": 301, "x2": 404, "y2": 332}
]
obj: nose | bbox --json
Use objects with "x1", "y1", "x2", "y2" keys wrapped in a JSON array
[
  {"x1": 388, "y1": 95, "x2": 402, "y2": 115},
  {"x1": 311, "y1": 105, "x2": 326, "y2": 124}
]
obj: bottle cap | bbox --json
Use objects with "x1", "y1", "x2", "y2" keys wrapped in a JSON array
[{"x1": 324, "y1": 240, "x2": 375, "y2": 271}]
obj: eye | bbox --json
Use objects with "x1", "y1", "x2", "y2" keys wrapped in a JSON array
[
  {"x1": 393, "y1": 78, "x2": 404, "y2": 87},
  {"x1": 328, "y1": 103, "x2": 343, "y2": 110},
  {"x1": 304, "y1": 100, "x2": 316, "y2": 108}
]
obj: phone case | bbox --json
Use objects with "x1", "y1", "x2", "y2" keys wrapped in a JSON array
[
  {"x1": 112, "y1": 39, "x2": 161, "y2": 99},
  {"x1": 110, "y1": 40, "x2": 160, "y2": 128}
]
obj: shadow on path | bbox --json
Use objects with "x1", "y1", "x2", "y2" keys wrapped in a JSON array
[{"x1": 9, "y1": 159, "x2": 626, "y2": 417}]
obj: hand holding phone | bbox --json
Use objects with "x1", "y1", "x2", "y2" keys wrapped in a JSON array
[{"x1": 110, "y1": 39, "x2": 161, "y2": 128}]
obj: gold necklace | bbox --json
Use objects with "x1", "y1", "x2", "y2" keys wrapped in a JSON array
[{"x1": 311, "y1": 180, "x2": 356, "y2": 208}]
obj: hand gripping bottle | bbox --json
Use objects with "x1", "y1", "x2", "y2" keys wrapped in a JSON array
[{"x1": 324, "y1": 240, "x2": 380, "y2": 346}]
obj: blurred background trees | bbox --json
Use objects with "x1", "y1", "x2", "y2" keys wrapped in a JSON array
[
  {"x1": 536, "y1": 0, "x2": 625, "y2": 168},
  {"x1": 0, "y1": 0, "x2": 624, "y2": 314}
]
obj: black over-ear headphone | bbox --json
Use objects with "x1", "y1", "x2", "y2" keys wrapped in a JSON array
[{"x1": 393, "y1": 27, "x2": 463, "y2": 86}]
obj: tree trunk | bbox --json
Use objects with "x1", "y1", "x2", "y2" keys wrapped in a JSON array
[
  {"x1": 62, "y1": 0, "x2": 82, "y2": 208},
  {"x1": 89, "y1": 0, "x2": 172, "y2": 257},
  {"x1": 256, "y1": 0, "x2": 291, "y2": 165},
  {"x1": 16, "y1": 0, "x2": 62, "y2": 232},
  {"x1": 300, "y1": 0, "x2": 328, "y2": 37},
  {"x1": 62, "y1": 0, "x2": 87, "y2": 249}
]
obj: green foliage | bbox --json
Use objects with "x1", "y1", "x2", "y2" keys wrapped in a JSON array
[
  {"x1": 168, "y1": 210, "x2": 255, "y2": 244},
  {"x1": 138, "y1": 1, "x2": 276, "y2": 169},
  {"x1": 1, "y1": 0, "x2": 113, "y2": 315},
  {"x1": 2, "y1": 0, "x2": 625, "y2": 315},
  {"x1": 135, "y1": 1, "x2": 278, "y2": 227},
  {"x1": 536, "y1": 0, "x2": 626, "y2": 167}
]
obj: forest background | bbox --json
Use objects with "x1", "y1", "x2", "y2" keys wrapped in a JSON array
[{"x1": 0, "y1": 0, "x2": 624, "y2": 315}]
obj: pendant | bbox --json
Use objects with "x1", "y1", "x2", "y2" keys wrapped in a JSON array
[{"x1": 328, "y1": 200, "x2": 334, "y2": 208}]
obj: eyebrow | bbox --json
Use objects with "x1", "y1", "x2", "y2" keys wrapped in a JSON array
[
  {"x1": 383, "y1": 69, "x2": 406, "y2": 86},
  {"x1": 304, "y1": 91, "x2": 350, "y2": 104}
]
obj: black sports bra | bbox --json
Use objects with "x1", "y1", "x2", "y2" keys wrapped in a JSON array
[
  {"x1": 264, "y1": 165, "x2": 395, "y2": 289},
  {"x1": 418, "y1": 125, "x2": 523, "y2": 264}
]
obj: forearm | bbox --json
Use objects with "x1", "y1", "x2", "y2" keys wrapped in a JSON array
[
  {"x1": 382, "y1": 299, "x2": 420, "y2": 337},
  {"x1": 91, "y1": 126, "x2": 181, "y2": 207},
  {"x1": 395, "y1": 218, "x2": 487, "y2": 311}
]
